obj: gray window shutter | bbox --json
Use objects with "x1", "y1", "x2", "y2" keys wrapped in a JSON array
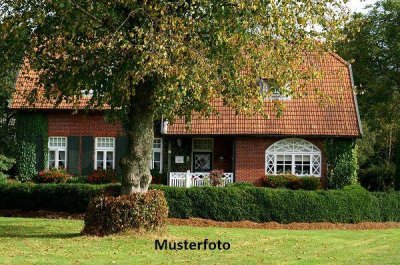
[
  {"x1": 82, "y1": 136, "x2": 94, "y2": 176},
  {"x1": 67, "y1": 136, "x2": 80, "y2": 175},
  {"x1": 115, "y1": 136, "x2": 128, "y2": 176},
  {"x1": 35, "y1": 136, "x2": 45, "y2": 172}
]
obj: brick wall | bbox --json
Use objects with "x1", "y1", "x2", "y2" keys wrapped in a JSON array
[
  {"x1": 234, "y1": 137, "x2": 327, "y2": 186},
  {"x1": 48, "y1": 112, "x2": 125, "y2": 137}
]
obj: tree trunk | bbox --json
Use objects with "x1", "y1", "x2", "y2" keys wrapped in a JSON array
[{"x1": 120, "y1": 79, "x2": 155, "y2": 195}]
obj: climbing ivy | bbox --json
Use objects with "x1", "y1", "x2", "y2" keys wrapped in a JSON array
[
  {"x1": 324, "y1": 139, "x2": 358, "y2": 189},
  {"x1": 15, "y1": 113, "x2": 48, "y2": 181}
]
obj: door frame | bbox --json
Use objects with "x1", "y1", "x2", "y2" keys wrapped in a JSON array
[{"x1": 192, "y1": 151, "x2": 213, "y2": 172}]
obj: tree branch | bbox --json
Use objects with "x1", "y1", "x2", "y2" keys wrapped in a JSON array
[{"x1": 69, "y1": 0, "x2": 112, "y2": 31}]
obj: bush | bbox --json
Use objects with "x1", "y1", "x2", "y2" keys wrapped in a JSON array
[
  {"x1": 208, "y1": 169, "x2": 224, "y2": 186},
  {"x1": 359, "y1": 164, "x2": 395, "y2": 191},
  {"x1": 88, "y1": 169, "x2": 118, "y2": 184},
  {"x1": 155, "y1": 185, "x2": 397, "y2": 223},
  {"x1": 0, "y1": 174, "x2": 7, "y2": 184},
  {"x1": 82, "y1": 190, "x2": 168, "y2": 236},
  {"x1": 0, "y1": 183, "x2": 120, "y2": 213},
  {"x1": 67, "y1": 176, "x2": 88, "y2": 184},
  {"x1": 226, "y1": 182, "x2": 254, "y2": 188},
  {"x1": 1, "y1": 183, "x2": 400, "y2": 223},
  {"x1": 0, "y1": 155, "x2": 15, "y2": 181},
  {"x1": 264, "y1": 175, "x2": 320, "y2": 190},
  {"x1": 302, "y1": 176, "x2": 322, "y2": 190},
  {"x1": 34, "y1": 169, "x2": 72, "y2": 183}
]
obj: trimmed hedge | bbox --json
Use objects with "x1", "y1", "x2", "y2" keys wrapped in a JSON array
[
  {"x1": 0, "y1": 183, "x2": 119, "y2": 213},
  {"x1": 0, "y1": 183, "x2": 400, "y2": 223}
]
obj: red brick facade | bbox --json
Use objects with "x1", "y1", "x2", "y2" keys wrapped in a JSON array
[
  {"x1": 47, "y1": 112, "x2": 328, "y2": 185},
  {"x1": 234, "y1": 137, "x2": 327, "y2": 186},
  {"x1": 47, "y1": 112, "x2": 124, "y2": 137}
]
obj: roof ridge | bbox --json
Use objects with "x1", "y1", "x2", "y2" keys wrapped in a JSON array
[{"x1": 329, "y1": 52, "x2": 350, "y2": 66}]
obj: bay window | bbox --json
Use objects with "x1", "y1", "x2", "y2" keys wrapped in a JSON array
[{"x1": 266, "y1": 138, "x2": 321, "y2": 176}]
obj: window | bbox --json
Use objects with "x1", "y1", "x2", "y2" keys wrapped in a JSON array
[
  {"x1": 192, "y1": 138, "x2": 213, "y2": 151},
  {"x1": 151, "y1": 138, "x2": 163, "y2": 173},
  {"x1": 48, "y1": 137, "x2": 67, "y2": 169},
  {"x1": 258, "y1": 78, "x2": 291, "y2": 100},
  {"x1": 80, "y1": 89, "x2": 94, "y2": 97},
  {"x1": 265, "y1": 138, "x2": 321, "y2": 176},
  {"x1": 95, "y1": 137, "x2": 115, "y2": 170}
]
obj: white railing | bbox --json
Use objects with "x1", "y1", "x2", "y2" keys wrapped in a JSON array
[{"x1": 169, "y1": 171, "x2": 234, "y2": 187}]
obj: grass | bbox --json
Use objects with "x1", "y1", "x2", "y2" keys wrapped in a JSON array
[{"x1": 0, "y1": 218, "x2": 400, "y2": 264}]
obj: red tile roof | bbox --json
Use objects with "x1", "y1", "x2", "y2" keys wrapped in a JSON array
[
  {"x1": 10, "y1": 53, "x2": 362, "y2": 137},
  {"x1": 10, "y1": 61, "x2": 96, "y2": 110},
  {"x1": 166, "y1": 52, "x2": 362, "y2": 137}
]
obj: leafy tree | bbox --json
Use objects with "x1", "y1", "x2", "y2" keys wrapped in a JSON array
[
  {"x1": 0, "y1": 69, "x2": 17, "y2": 157},
  {"x1": 1, "y1": 0, "x2": 347, "y2": 194},
  {"x1": 395, "y1": 130, "x2": 400, "y2": 190},
  {"x1": 336, "y1": 0, "x2": 400, "y2": 167}
]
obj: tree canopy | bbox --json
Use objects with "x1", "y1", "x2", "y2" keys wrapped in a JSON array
[
  {"x1": 2, "y1": 0, "x2": 348, "y2": 119},
  {"x1": 1, "y1": 0, "x2": 349, "y2": 193},
  {"x1": 336, "y1": 0, "x2": 400, "y2": 167}
]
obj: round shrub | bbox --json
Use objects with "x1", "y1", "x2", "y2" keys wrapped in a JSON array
[
  {"x1": 82, "y1": 190, "x2": 168, "y2": 236},
  {"x1": 34, "y1": 169, "x2": 71, "y2": 183},
  {"x1": 88, "y1": 169, "x2": 118, "y2": 184}
]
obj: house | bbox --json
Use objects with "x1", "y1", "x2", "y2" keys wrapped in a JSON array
[{"x1": 9, "y1": 52, "x2": 362, "y2": 186}]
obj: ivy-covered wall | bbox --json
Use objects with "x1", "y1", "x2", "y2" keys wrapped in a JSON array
[
  {"x1": 324, "y1": 138, "x2": 358, "y2": 189},
  {"x1": 15, "y1": 113, "x2": 48, "y2": 181}
]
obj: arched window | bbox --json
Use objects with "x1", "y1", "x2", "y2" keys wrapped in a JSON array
[{"x1": 265, "y1": 138, "x2": 321, "y2": 177}]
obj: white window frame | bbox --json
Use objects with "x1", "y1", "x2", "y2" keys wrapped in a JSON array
[
  {"x1": 258, "y1": 78, "x2": 292, "y2": 101},
  {"x1": 151, "y1": 138, "x2": 163, "y2": 173},
  {"x1": 94, "y1": 137, "x2": 115, "y2": 170},
  {"x1": 48, "y1": 137, "x2": 68, "y2": 169},
  {"x1": 265, "y1": 138, "x2": 321, "y2": 177}
]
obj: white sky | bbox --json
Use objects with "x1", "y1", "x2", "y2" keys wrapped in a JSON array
[{"x1": 347, "y1": 0, "x2": 378, "y2": 13}]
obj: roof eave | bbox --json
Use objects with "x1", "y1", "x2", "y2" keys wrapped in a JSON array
[{"x1": 347, "y1": 64, "x2": 363, "y2": 137}]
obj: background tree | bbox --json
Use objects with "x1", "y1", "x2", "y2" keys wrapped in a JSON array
[
  {"x1": 336, "y1": 0, "x2": 400, "y2": 169},
  {"x1": 1, "y1": 0, "x2": 348, "y2": 194}
]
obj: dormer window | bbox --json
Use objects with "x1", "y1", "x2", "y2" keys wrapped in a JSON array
[
  {"x1": 258, "y1": 78, "x2": 291, "y2": 101},
  {"x1": 81, "y1": 89, "x2": 94, "y2": 97}
]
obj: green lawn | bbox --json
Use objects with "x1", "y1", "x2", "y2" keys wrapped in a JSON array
[{"x1": 0, "y1": 218, "x2": 399, "y2": 264}]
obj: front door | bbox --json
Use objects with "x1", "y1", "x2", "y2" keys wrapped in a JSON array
[{"x1": 193, "y1": 152, "x2": 212, "y2": 172}]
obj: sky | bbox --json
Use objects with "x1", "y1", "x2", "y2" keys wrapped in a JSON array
[{"x1": 347, "y1": 0, "x2": 379, "y2": 13}]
